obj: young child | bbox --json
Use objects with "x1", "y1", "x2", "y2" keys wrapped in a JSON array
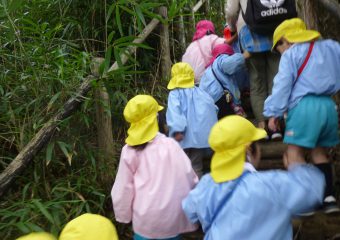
[
  {"x1": 182, "y1": 115, "x2": 325, "y2": 239},
  {"x1": 264, "y1": 18, "x2": 340, "y2": 213},
  {"x1": 182, "y1": 20, "x2": 225, "y2": 84},
  {"x1": 166, "y1": 63, "x2": 218, "y2": 178},
  {"x1": 17, "y1": 232, "x2": 56, "y2": 240},
  {"x1": 59, "y1": 213, "x2": 118, "y2": 240},
  {"x1": 111, "y1": 95, "x2": 198, "y2": 240},
  {"x1": 200, "y1": 43, "x2": 250, "y2": 119},
  {"x1": 17, "y1": 214, "x2": 118, "y2": 240}
]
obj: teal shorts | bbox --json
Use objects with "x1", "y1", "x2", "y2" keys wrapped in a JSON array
[
  {"x1": 134, "y1": 233, "x2": 181, "y2": 240},
  {"x1": 284, "y1": 95, "x2": 339, "y2": 148}
]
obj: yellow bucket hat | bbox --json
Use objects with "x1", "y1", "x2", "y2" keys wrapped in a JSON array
[
  {"x1": 272, "y1": 18, "x2": 320, "y2": 51},
  {"x1": 124, "y1": 95, "x2": 163, "y2": 146},
  {"x1": 167, "y1": 62, "x2": 195, "y2": 90},
  {"x1": 59, "y1": 213, "x2": 118, "y2": 240},
  {"x1": 16, "y1": 232, "x2": 56, "y2": 240},
  {"x1": 209, "y1": 115, "x2": 267, "y2": 183}
]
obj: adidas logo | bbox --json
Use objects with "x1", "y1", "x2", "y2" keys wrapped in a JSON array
[{"x1": 261, "y1": 7, "x2": 288, "y2": 17}]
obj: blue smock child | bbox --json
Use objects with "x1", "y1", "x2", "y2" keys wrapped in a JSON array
[
  {"x1": 200, "y1": 43, "x2": 248, "y2": 119},
  {"x1": 264, "y1": 18, "x2": 340, "y2": 213},
  {"x1": 182, "y1": 116, "x2": 325, "y2": 240},
  {"x1": 166, "y1": 62, "x2": 218, "y2": 178}
]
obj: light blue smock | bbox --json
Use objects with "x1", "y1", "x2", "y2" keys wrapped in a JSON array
[
  {"x1": 200, "y1": 53, "x2": 246, "y2": 104},
  {"x1": 182, "y1": 164, "x2": 325, "y2": 240},
  {"x1": 166, "y1": 87, "x2": 218, "y2": 149},
  {"x1": 264, "y1": 39, "x2": 340, "y2": 117}
]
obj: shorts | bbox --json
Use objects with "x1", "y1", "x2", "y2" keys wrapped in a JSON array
[
  {"x1": 134, "y1": 233, "x2": 181, "y2": 240},
  {"x1": 284, "y1": 95, "x2": 339, "y2": 148}
]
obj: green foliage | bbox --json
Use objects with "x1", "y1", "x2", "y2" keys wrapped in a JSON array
[{"x1": 0, "y1": 0, "x2": 225, "y2": 239}]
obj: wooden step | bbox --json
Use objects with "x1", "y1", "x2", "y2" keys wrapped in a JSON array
[{"x1": 259, "y1": 140, "x2": 287, "y2": 159}]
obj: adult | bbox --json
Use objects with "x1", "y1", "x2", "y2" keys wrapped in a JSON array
[
  {"x1": 225, "y1": 0, "x2": 282, "y2": 139},
  {"x1": 182, "y1": 20, "x2": 225, "y2": 84}
]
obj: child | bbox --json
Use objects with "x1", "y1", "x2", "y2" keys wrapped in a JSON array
[
  {"x1": 264, "y1": 18, "x2": 340, "y2": 213},
  {"x1": 166, "y1": 63, "x2": 218, "y2": 178},
  {"x1": 17, "y1": 232, "x2": 56, "y2": 240},
  {"x1": 182, "y1": 20, "x2": 226, "y2": 84},
  {"x1": 200, "y1": 43, "x2": 250, "y2": 119},
  {"x1": 182, "y1": 115, "x2": 325, "y2": 239},
  {"x1": 111, "y1": 95, "x2": 198, "y2": 239},
  {"x1": 59, "y1": 213, "x2": 118, "y2": 240}
]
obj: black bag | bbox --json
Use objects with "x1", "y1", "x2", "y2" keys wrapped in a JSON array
[{"x1": 242, "y1": 0, "x2": 297, "y2": 35}]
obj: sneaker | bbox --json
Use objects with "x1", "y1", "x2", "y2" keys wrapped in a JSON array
[
  {"x1": 295, "y1": 209, "x2": 316, "y2": 218},
  {"x1": 323, "y1": 196, "x2": 340, "y2": 214},
  {"x1": 270, "y1": 131, "x2": 283, "y2": 141}
]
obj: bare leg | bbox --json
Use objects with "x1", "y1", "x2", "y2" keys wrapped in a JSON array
[
  {"x1": 310, "y1": 147, "x2": 329, "y2": 164},
  {"x1": 285, "y1": 144, "x2": 306, "y2": 167}
]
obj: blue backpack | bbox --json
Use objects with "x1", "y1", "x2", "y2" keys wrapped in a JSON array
[{"x1": 242, "y1": 0, "x2": 297, "y2": 35}]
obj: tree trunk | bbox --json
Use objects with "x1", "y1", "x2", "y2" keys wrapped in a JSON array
[
  {"x1": 159, "y1": 6, "x2": 172, "y2": 80},
  {"x1": 178, "y1": 9, "x2": 187, "y2": 53},
  {"x1": 91, "y1": 58, "x2": 115, "y2": 186}
]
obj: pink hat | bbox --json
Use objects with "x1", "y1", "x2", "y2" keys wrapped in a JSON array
[
  {"x1": 206, "y1": 43, "x2": 235, "y2": 68},
  {"x1": 193, "y1": 20, "x2": 215, "y2": 41}
]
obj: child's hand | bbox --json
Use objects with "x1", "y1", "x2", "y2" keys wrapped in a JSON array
[
  {"x1": 268, "y1": 117, "x2": 278, "y2": 131},
  {"x1": 174, "y1": 132, "x2": 184, "y2": 142},
  {"x1": 243, "y1": 51, "x2": 251, "y2": 59}
]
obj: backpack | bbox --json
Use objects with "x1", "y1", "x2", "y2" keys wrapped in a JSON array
[{"x1": 242, "y1": 0, "x2": 297, "y2": 35}]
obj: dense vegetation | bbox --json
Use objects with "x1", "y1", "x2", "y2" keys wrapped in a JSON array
[{"x1": 0, "y1": 0, "x2": 225, "y2": 239}]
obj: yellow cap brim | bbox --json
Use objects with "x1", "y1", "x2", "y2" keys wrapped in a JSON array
[
  {"x1": 210, "y1": 145, "x2": 246, "y2": 183},
  {"x1": 251, "y1": 128, "x2": 267, "y2": 141},
  {"x1": 272, "y1": 30, "x2": 320, "y2": 51}
]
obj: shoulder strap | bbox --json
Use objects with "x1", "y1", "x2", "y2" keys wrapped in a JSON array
[
  {"x1": 211, "y1": 63, "x2": 226, "y2": 90},
  {"x1": 295, "y1": 41, "x2": 314, "y2": 83},
  {"x1": 206, "y1": 171, "x2": 250, "y2": 232}
]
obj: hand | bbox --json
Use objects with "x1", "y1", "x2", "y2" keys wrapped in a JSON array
[
  {"x1": 268, "y1": 117, "x2": 278, "y2": 132},
  {"x1": 174, "y1": 132, "x2": 184, "y2": 142},
  {"x1": 243, "y1": 51, "x2": 251, "y2": 59}
]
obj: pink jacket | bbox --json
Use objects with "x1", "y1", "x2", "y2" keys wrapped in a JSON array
[
  {"x1": 182, "y1": 34, "x2": 225, "y2": 84},
  {"x1": 111, "y1": 133, "x2": 198, "y2": 238}
]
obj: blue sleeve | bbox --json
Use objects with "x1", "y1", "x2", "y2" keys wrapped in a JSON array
[
  {"x1": 166, "y1": 90, "x2": 187, "y2": 137},
  {"x1": 182, "y1": 176, "x2": 214, "y2": 230},
  {"x1": 263, "y1": 51, "x2": 296, "y2": 117},
  {"x1": 182, "y1": 175, "x2": 234, "y2": 232},
  {"x1": 271, "y1": 164, "x2": 325, "y2": 215},
  {"x1": 219, "y1": 53, "x2": 245, "y2": 75}
]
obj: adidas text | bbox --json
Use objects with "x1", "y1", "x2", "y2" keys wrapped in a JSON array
[{"x1": 261, "y1": 7, "x2": 288, "y2": 17}]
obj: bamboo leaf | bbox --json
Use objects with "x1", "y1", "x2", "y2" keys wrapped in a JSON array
[
  {"x1": 115, "y1": 6, "x2": 123, "y2": 36},
  {"x1": 47, "y1": 92, "x2": 61, "y2": 112},
  {"x1": 106, "y1": 3, "x2": 116, "y2": 23},
  {"x1": 31, "y1": 199, "x2": 55, "y2": 225},
  {"x1": 46, "y1": 142, "x2": 55, "y2": 166}
]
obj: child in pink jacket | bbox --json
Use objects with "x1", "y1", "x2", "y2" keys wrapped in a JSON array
[
  {"x1": 111, "y1": 95, "x2": 198, "y2": 240},
  {"x1": 182, "y1": 20, "x2": 225, "y2": 84}
]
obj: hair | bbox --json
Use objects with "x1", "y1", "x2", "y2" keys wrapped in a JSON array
[
  {"x1": 131, "y1": 142, "x2": 148, "y2": 151},
  {"x1": 249, "y1": 141, "x2": 259, "y2": 155}
]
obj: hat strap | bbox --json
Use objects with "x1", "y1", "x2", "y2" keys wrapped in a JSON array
[{"x1": 206, "y1": 171, "x2": 250, "y2": 232}]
